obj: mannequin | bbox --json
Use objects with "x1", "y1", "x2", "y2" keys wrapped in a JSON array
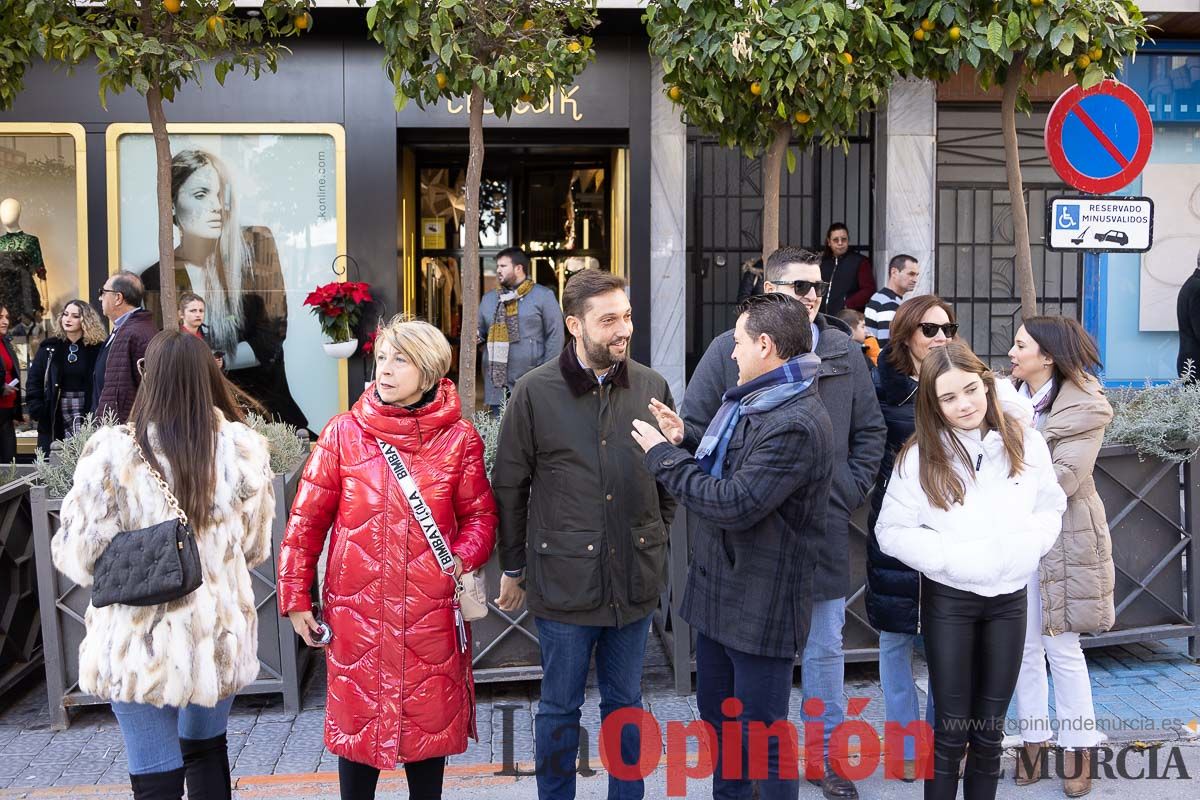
[{"x1": 0, "y1": 198, "x2": 46, "y2": 326}]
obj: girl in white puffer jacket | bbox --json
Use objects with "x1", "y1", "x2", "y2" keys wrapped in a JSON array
[{"x1": 875, "y1": 341, "x2": 1066, "y2": 800}]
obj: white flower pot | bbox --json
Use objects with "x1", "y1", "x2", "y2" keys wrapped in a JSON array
[{"x1": 322, "y1": 340, "x2": 358, "y2": 359}]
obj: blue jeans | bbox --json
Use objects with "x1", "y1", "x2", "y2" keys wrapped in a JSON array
[
  {"x1": 696, "y1": 633, "x2": 799, "y2": 800},
  {"x1": 110, "y1": 697, "x2": 235, "y2": 775},
  {"x1": 878, "y1": 631, "x2": 936, "y2": 761},
  {"x1": 800, "y1": 597, "x2": 846, "y2": 756},
  {"x1": 534, "y1": 614, "x2": 652, "y2": 800}
]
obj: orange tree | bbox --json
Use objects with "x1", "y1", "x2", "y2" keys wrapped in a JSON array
[
  {"x1": 646, "y1": 0, "x2": 913, "y2": 260},
  {"x1": 41, "y1": 0, "x2": 312, "y2": 320},
  {"x1": 359, "y1": 0, "x2": 599, "y2": 414},
  {"x1": 901, "y1": 0, "x2": 1146, "y2": 317},
  {"x1": 0, "y1": 0, "x2": 55, "y2": 110}
]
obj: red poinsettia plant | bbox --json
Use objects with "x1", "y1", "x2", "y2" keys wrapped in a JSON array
[
  {"x1": 303, "y1": 281, "x2": 373, "y2": 343},
  {"x1": 361, "y1": 328, "x2": 379, "y2": 356}
]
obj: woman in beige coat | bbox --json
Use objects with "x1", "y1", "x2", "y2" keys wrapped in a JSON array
[{"x1": 1007, "y1": 316, "x2": 1114, "y2": 798}]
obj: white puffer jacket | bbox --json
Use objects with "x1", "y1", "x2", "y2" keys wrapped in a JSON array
[
  {"x1": 51, "y1": 416, "x2": 275, "y2": 708},
  {"x1": 876, "y1": 422, "x2": 1066, "y2": 597}
]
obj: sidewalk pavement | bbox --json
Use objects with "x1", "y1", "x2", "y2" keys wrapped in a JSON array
[{"x1": 2, "y1": 634, "x2": 1199, "y2": 798}]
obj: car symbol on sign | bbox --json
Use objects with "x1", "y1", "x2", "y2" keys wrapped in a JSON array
[{"x1": 1094, "y1": 230, "x2": 1129, "y2": 246}]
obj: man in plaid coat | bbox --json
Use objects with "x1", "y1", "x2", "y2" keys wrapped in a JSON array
[{"x1": 633, "y1": 294, "x2": 833, "y2": 799}]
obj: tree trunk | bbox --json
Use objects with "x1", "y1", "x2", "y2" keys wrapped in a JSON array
[
  {"x1": 1002, "y1": 52, "x2": 1038, "y2": 319},
  {"x1": 147, "y1": 87, "x2": 176, "y2": 322},
  {"x1": 457, "y1": 84, "x2": 485, "y2": 418},
  {"x1": 760, "y1": 123, "x2": 790, "y2": 262}
]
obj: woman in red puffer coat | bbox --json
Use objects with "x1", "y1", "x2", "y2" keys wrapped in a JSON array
[{"x1": 277, "y1": 317, "x2": 497, "y2": 800}]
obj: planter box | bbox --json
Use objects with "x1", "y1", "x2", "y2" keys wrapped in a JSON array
[
  {"x1": 0, "y1": 465, "x2": 40, "y2": 703},
  {"x1": 1083, "y1": 444, "x2": 1200, "y2": 656},
  {"x1": 30, "y1": 462, "x2": 313, "y2": 730}
]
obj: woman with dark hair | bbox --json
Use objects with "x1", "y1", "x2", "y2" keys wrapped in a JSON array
[
  {"x1": 142, "y1": 148, "x2": 306, "y2": 430},
  {"x1": 51, "y1": 331, "x2": 275, "y2": 800},
  {"x1": 876, "y1": 342, "x2": 1066, "y2": 800},
  {"x1": 865, "y1": 294, "x2": 957, "y2": 778},
  {"x1": 1008, "y1": 317, "x2": 1114, "y2": 797},
  {"x1": 25, "y1": 300, "x2": 106, "y2": 455},
  {"x1": 819, "y1": 222, "x2": 876, "y2": 315},
  {"x1": 0, "y1": 304, "x2": 22, "y2": 463}
]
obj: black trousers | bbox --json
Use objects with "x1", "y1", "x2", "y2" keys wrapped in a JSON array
[
  {"x1": 337, "y1": 756, "x2": 445, "y2": 800},
  {"x1": 0, "y1": 408, "x2": 17, "y2": 464},
  {"x1": 921, "y1": 577, "x2": 1026, "y2": 800}
]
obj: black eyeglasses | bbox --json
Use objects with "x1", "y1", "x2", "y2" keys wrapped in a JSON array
[
  {"x1": 918, "y1": 322, "x2": 959, "y2": 339},
  {"x1": 783, "y1": 279, "x2": 829, "y2": 297},
  {"x1": 98, "y1": 288, "x2": 119, "y2": 297},
  {"x1": 67, "y1": 343, "x2": 79, "y2": 364}
]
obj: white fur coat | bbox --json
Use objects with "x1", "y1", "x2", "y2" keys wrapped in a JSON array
[{"x1": 52, "y1": 417, "x2": 275, "y2": 708}]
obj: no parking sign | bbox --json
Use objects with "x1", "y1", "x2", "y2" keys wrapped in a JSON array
[{"x1": 1044, "y1": 80, "x2": 1154, "y2": 195}]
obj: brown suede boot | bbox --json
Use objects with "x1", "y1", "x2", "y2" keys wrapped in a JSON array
[
  {"x1": 1014, "y1": 742, "x2": 1047, "y2": 785},
  {"x1": 1061, "y1": 748, "x2": 1093, "y2": 797}
]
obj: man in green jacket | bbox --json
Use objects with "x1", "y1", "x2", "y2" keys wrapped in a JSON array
[{"x1": 493, "y1": 269, "x2": 676, "y2": 800}]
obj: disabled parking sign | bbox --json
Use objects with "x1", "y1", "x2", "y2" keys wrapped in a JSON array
[{"x1": 1046, "y1": 195, "x2": 1154, "y2": 252}]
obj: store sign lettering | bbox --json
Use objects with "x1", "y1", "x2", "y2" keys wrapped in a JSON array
[{"x1": 446, "y1": 86, "x2": 583, "y2": 121}]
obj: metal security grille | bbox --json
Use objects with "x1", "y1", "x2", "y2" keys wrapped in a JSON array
[
  {"x1": 936, "y1": 107, "x2": 1082, "y2": 369},
  {"x1": 686, "y1": 117, "x2": 874, "y2": 373}
]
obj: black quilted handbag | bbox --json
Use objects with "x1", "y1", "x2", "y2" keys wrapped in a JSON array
[{"x1": 91, "y1": 429, "x2": 203, "y2": 608}]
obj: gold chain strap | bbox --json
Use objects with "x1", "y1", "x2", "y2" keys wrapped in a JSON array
[{"x1": 125, "y1": 425, "x2": 190, "y2": 527}]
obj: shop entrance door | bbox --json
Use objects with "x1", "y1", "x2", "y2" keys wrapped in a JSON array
[{"x1": 407, "y1": 146, "x2": 624, "y2": 366}]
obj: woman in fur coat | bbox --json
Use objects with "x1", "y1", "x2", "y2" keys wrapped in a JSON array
[{"x1": 52, "y1": 331, "x2": 276, "y2": 800}]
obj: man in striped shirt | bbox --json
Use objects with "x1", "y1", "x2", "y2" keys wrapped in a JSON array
[{"x1": 864, "y1": 254, "x2": 920, "y2": 344}]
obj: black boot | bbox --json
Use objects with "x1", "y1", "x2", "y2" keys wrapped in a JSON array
[
  {"x1": 129, "y1": 766, "x2": 185, "y2": 800},
  {"x1": 806, "y1": 760, "x2": 860, "y2": 799},
  {"x1": 180, "y1": 733, "x2": 232, "y2": 800}
]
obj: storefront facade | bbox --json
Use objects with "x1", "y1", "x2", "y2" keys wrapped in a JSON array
[{"x1": 1, "y1": 10, "x2": 662, "y2": 432}]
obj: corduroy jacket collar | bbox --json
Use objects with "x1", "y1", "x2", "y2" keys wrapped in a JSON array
[{"x1": 558, "y1": 341, "x2": 631, "y2": 397}]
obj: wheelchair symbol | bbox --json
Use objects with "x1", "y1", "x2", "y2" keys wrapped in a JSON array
[{"x1": 1056, "y1": 205, "x2": 1080, "y2": 230}]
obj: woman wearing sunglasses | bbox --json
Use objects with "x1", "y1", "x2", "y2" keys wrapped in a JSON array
[
  {"x1": 25, "y1": 299, "x2": 106, "y2": 456},
  {"x1": 864, "y1": 294, "x2": 958, "y2": 779}
]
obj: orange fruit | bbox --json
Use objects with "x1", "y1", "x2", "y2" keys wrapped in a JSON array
[
  {"x1": 1032, "y1": 0, "x2": 1044, "y2": 6},
  {"x1": 841, "y1": 52, "x2": 854, "y2": 65},
  {"x1": 206, "y1": 16, "x2": 223, "y2": 34},
  {"x1": 163, "y1": 0, "x2": 181, "y2": 14},
  {"x1": 667, "y1": 85, "x2": 683, "y2": 102},
  {"x1": 435, "y1": 72, "x2": 448, "y2": 89},
  {"x1": 522, "y1": 19, "x2": 534, "y2": 31},
  {"x1": 794, "y1": 111, "x2": 811, "y2": 124},
  {"x1": 750, "y1": 81, "x2": 762, "y2": 96},
  {"x1": 921, "y1": 19, "x2": 935, "y2": 32},
  {"x1": 914, "y1": 29, "x2": 926, "y2": 42},
  {"x1": 949, "y1": 26, "x2": 961, "y2": 41},
  {"x1": 294, "y1": 13, "x2": 311, "y2": 31},
  {"x1": 1090, "y1": 47, "x2": 1103, "y2": 61},
  {"x1": 1076, "y1": 55, "x2": 1091, "y2": 69},
  {"x1": 566, "y1": 41, "x2": 582, "y2": 53}
]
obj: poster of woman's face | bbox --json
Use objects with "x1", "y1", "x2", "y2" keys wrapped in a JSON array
[{"x1": 112, "y1": 126, "x2": 345, "y2": 433}]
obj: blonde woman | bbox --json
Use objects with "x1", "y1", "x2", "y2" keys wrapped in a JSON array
[
  {"x1": 25, "y1": 299, "x2": 107, "y2": 455},
  {"x1": 279, "y1": 317, "x2": 497, "y2": 800}
]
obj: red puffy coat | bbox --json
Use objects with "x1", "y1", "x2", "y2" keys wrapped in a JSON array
[{"x1": 277, "y1": 380, "x2": 497, "y2": 769}]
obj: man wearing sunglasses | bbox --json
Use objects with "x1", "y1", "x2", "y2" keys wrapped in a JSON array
[{"x1": 682, "y1": 246, "x2": 885, "y2": 799}]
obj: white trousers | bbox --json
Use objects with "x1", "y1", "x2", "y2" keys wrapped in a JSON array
[{"x1": 1014, "y1": 570, "x2": 1104, "y2": 749}]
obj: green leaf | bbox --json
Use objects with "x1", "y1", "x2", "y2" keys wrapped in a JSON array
[
  {"x1": 131, "y1": 72, "x2": 149, "y2": 95},
  {"x1": 965, "y1": 41, "x2": 981, "y2": 68},
  {"x1": 404, "y1": 19, "x2": 419, "y2": 38},
  {"x1": 1081, "y1": 63, "x2": 1105, "y2": 90},
  {"x1": 1036, "y1": 12, "x2": 1052, "y2": 40},
  {"x1": 1006, "y1": 12, "x2": 1021, "y2": 47},
  {"x1": 786, "y1": 147, "x2": 796, "y2": 174},
  {"x1": 366, "y1": 5, "x2": 378, "y2": 29},
  {"x1": 987, "y1": 19, "x2": 1003, "y2": 53}
]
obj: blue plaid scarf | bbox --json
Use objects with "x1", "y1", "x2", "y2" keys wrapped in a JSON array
[{"x1": 695, "y1": 352, "x2": 821, "y2": 477}]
